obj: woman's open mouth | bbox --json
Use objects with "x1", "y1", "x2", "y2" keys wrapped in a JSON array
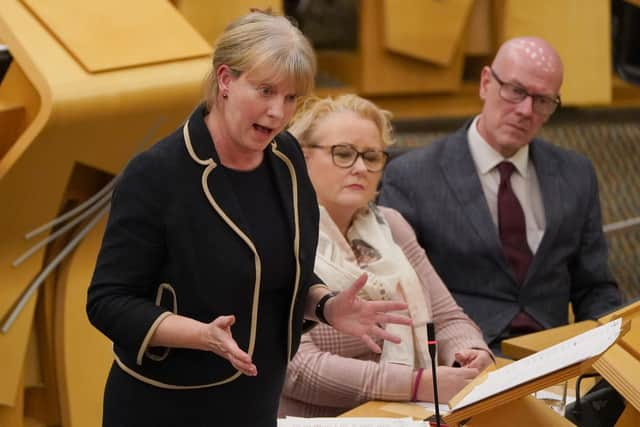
[{"x1": 253, "y1": 123, "x2": 273, "y2": 135}]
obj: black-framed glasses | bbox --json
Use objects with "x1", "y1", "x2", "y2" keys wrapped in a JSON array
[
  {"x1": 490, "y1": 68, "x2": 561, "y2": 117},
  {"x1": 307, "y1": 143, "x2": 389, "y2": 172}
]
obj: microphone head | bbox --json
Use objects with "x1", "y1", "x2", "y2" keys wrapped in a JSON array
[{"x1": 427, "y1": 322, "x2": 436, "y2": 341}]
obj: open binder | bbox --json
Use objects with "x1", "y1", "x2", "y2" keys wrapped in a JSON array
[
  {"x1": 442, "y1": 318, "x2": 626, "y2": 425},
  {"x1": 342, "y1": 311, "x2": 635, "y2": 425},
  {"x1": 497, "y1": 299, "x2": 640, "y2": 426}
]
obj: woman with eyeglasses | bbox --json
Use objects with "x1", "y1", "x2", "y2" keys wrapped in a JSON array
[{"x1": 278, "y1": 95, "x2": 494, "y2": 417}]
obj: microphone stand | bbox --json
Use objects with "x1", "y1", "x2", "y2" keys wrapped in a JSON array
[{"x1": 427, "y1": 322, "x2": 442, "y2": 427}]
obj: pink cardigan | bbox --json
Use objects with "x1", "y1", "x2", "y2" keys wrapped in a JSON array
[{"x1": 279, "y1": 207, "x2": 490, "y2": 417}]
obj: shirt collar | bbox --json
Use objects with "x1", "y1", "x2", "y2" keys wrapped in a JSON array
[{"x1": 467, "y1": 115, "x2": 529, "y2": 177}]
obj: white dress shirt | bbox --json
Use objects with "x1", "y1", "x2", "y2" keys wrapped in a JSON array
[{"x1": 467, "y1": 116, "x2": 546, "y2": 253}]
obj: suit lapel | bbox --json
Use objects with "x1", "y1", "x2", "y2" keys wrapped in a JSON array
[
  {"x1": 206, "y1": 167, "x2": 253, "y2": 238},
  {"x1": 184, "y1": 105, "x2": 253, "y2": 240},
  {"x1": 267, "y1": 142, "x2": 295, "y2": 239},
  {"x1": 525, "y1": 141, "x2": 563, "y2": 284},
  {"x1": 439, "y1": 131, "x2": 514, "y2": 279},
  {"x1": 206, "y1": 145, "x2": 298, "y2": 243}
]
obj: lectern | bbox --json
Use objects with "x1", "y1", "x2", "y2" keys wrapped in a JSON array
[{"x1": 502, "y1": 301, "x2": 640, "y2": 427}]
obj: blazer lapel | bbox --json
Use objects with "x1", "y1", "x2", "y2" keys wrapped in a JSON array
[
  {"x1": 439, "y1": 130, "x2": 515, "y2": 280},
  {"x1": 267, "y1": 142, "x2": 295, "y2": 239},
  {"x1": 205, "y1": 167, "x2": 253, "y2": 238},
  {"x1": 524, "y1": 141, "x2": 563, "y2": 284},
  {"x1": 183, "y1": 105, "x2": 253, "y2": 240}
]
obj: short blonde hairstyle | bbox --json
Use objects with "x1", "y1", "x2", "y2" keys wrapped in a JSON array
[
  {"x1": 289, "y1": 94, "x2": 394, "y2": 147},
  {"x1": 204, "y1": 12, "x2": 316, "y2": 109}
]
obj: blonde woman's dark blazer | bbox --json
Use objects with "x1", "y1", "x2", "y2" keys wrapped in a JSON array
[{"x1": 87, "y1": 104, "x2": 321, "y2": 388}]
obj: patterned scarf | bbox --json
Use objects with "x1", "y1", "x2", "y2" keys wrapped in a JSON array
[{"x1": 315, "y1": 204, "x2": 431, "y2": 368}]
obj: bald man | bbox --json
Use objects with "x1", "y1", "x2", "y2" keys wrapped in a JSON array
[{"x1": 379, "y1": 37, "x2": 621, "y2": 352}]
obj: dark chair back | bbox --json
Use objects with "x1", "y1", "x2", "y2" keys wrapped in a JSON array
[{"x1": 613, "y1": 0, "x2": 640, "y2": 85}]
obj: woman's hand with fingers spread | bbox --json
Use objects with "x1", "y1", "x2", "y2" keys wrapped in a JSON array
[{"x1": 323, "y1": 273, "x2": 412, "y2": 353}]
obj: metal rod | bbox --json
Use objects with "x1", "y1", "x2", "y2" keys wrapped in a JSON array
[
  {"x1": 603, "y1": 217, "x2": 640, "y2": 234},
  {"x1": 24, "y1": 178, "x2": 116, "y2": 240},
  {"x1": 2, "y1": 205, "x2": 110, "y2": 333},
  {"x1": 14, "y1": 192, "x2": 112, "y2": 267}
]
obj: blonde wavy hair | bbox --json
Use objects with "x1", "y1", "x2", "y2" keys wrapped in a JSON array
[{"x1": 288, "y1": 94, "x2": 394, "y2": 147}]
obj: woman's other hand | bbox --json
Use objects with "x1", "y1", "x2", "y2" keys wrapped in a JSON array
[
  {"x1": 417, "y1": 366, "x2": 479, "y2": 403},
  {"x1": 324, "y1": 273, "x2": 412, "y2": 353},
  {"x1": 203, "y1": 315, "x2": 257, "y2": 376},
  {"x1": 454, "y1": 348, "x2": 494, "y2": 371}
]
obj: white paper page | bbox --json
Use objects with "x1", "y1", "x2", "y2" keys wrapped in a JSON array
[
  {"x1": 450, "y1": 318, "x2": 621, "y2": 411},
  {"x1": 278, "y1": 416, "x2": 426, "y2": 427}
]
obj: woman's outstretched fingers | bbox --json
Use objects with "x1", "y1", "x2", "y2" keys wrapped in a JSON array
[
  {"x1": 206, "y1": 315, "x2": 256, "y2": 375},
  {"x1": 229, "y1": 354, "x2": 258, "y2": 376},
  {"x1": 377, "y1": 312, "x2": 413, "y2": 326},
  {"x1": 323, "y1": 273, "x2": 412, "y2": 343},
  {"x1": 370, "y1": 324, "x2": 402, "y2": 344},
  {"x1": 367, "y1": 300, "x2": 410, "y2": 321},
  {"x1": 344, "y1": 273, "x2": 368, "y2": 298},
  {"x1": 223, "y1": 337, "x2": 253, "y2": 365},
  {"x1": 360, "y1": 334, "x2": 382, "y2": 353}
]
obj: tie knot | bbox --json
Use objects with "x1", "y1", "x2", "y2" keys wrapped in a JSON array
[{"x1": 497, "y1": 161, "x2": 516, "y2": 180}]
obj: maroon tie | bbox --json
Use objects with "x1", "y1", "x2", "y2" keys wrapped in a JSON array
[
  {"x1": 497, "y1": 162, "x2": 532, "y2": 285},
  {"x1": 497, "y1": 162, "x2": 541, "y2": 334}
]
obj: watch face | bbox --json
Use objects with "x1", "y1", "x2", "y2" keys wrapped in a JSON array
[{"x1": 350, "y1": 239, "x2": 381, "y2": 266}]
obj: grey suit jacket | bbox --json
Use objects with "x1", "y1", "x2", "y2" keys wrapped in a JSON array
[{"x1": 379, "y1": 125, "x2": 621, "y2": 346}]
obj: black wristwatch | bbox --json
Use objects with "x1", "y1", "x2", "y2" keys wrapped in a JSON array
[{"x1": 315, "y1": 292, "x2": 337, "y2": 325}]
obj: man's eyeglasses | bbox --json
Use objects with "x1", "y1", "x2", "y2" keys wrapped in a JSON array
[
  {"x1": 490, "y1": 68, "x2": 561, "y2": 117},
  {"x1": 306, "y1": 143, "x2": 389, "y2": 172}
]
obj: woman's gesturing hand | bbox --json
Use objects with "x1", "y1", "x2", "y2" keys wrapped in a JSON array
[
  {"x1": 203, "y1": 315, "x2": 257, "y2": 376},
  {"x1": 323, "y1": 273, "x2": 412, "y2": 353}
]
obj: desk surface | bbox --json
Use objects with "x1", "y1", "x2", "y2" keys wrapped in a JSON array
[
  {"x1": 339, "y1": 358, "x2": 576, "y2": 426},
  {"x1": 341, "y1": 401, "x2": 431, "y2": 420},
  {"x1": 341, "y1": 398, "x2": 575, "y2": 426}
]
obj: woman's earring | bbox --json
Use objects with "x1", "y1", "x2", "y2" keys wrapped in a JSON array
[{"x1": 222, "y1": 91, "x2": 228, "y2": 99}]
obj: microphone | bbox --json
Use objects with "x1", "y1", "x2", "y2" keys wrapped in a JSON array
[{"x1": 427, "y1": 322, "x2": 442, "y2": 427}]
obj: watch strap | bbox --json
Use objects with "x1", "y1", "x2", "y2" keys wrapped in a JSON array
[{"x1": 315, "y1": 292, "x2": 336, "y2": 325}]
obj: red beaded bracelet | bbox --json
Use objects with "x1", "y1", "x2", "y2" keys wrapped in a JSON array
[{"x1": 411, "y1": 367, "x2": 424, "y2": 402}]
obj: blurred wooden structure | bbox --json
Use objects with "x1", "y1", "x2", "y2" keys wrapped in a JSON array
[
  {"x1": 176, "y1": 0, "x2": 640, "y2": 120},
  {"x1": 313, "y1": 0, "x2": 640, "y2": 119},
  {"x1": 173, "y1": 0, "x2": 283, "y2": 44},
  {"x1": 342, "y1": 397, "x2": 576, "y2": 426}
]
